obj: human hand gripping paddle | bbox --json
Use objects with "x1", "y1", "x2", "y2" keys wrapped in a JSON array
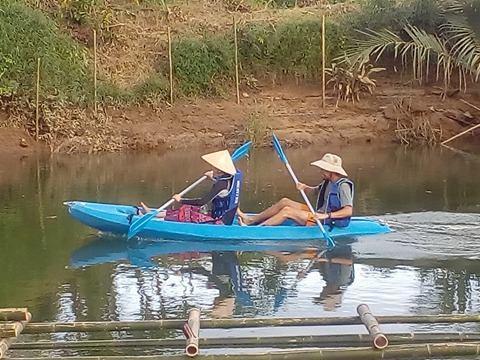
[
  {"x1": 272, "y1": 134, "x2": 336, "y2": 248},
  {"x1": 127, "y1": 141, "x2": 252, "y2": 240}
]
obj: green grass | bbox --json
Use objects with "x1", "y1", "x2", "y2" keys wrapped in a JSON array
[
  {"x1": 173, "y1": 35, "x2": 235, "y2": 96},
  {"x1": 0, "y1": 0, "x2": 90, "y2": 100},
  {"x1": 239, "y1": 17, "x2": 346, "y2": 78},
  {"x1": 97, "y1": 74, "x2": 169, "y2": 104}
]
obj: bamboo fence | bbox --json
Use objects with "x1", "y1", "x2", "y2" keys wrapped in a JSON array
[
  {"x1": 10, "y1": 332, "x2": 480, "y2": 350},
  {"x1": 14, "y1": 314, "x2": 480, "y2": 335},
  {"x1": 4, "y1": 307, "x2": 480, "y2": 360},
  {"x1": 8, "y1": 342, "x2": 480, "y2": 360}
]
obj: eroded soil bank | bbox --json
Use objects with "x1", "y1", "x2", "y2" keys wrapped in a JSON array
[{"x1": 1, "y1": 78, "x2": 479, "y2": 157}]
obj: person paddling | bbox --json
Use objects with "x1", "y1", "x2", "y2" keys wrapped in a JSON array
[
  {"x1": 237, "y1": 153, "x2": 353, "y2": 227},
  {"x1": 140, "y1": 150, "x2": 242, "y2": 225}
]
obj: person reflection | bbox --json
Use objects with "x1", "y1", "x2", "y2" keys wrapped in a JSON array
[
  {"x1": 206, "y1": 252, "x2": 253, "y2": 318},
  {"x1": 313, "y1": 245, "x2": 355, "y2": 311}
]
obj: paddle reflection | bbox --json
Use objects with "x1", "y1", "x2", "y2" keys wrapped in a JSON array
[{"x1": 70, "y1": 236, "x2": 356, "y2": 317}]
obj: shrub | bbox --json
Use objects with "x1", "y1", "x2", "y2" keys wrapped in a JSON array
[
  {"x1": 239, "y1": 17, "x2": 346, "y2": 78},
  {"x1": 173, "y1": 35, "x2": 234, "y2": 96},
  {"x1": 0, "y1": 0, "x2": 89, "y2": 100}
]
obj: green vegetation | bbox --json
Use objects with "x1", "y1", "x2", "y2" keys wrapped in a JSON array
[
  {"x1": 2, "y1": 0, "x2": 476, "y2": 106},
  {"x1": 239, "y1": 17, "x2": 345, "y2": 79},
  {"x1": 173, "y1": 36, "x2": 235, "y2": 96},
  {"x1": 98, "y1": 74, "x2": 169, "y2": 104},
  {"x1": 245, "y1": 107, "x2": 271, "y2": 145},
  {"x1": 345, "y1": 0, "x2": 480, "y2": 93},
  {"x1": 0, "y1": 0, "x2": 89, "y2": 100}
]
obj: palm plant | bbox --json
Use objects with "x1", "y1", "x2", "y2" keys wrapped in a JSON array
[{"x1": 342, "y1": 0, "x2": 480, "y2": 95}]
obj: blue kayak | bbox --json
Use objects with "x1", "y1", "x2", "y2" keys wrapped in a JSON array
[{"x1": 65, "y1": 201, "x2": 391, "y2": 241}]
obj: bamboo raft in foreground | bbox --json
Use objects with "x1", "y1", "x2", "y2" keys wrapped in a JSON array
[{"x1": 2, "y1": 307, "x2": 480, "y2": 359}]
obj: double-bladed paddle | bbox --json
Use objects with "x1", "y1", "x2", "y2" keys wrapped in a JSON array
[
  {"x1": 127, "y1": 141, "x2": 252, "y2": 240},
  {"x1": 272, "y1": 134, "x2": 336, "y2": 248}
]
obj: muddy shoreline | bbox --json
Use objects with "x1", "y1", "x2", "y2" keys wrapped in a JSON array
[{"x1": 1, "y1": 80, "x2": 479, "y2": 157}]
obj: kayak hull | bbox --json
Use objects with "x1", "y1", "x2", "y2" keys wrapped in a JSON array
[{"x1": 66, "y1": 201, "x2": 391, "y2": 241}]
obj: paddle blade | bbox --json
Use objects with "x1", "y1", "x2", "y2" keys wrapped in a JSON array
[
  {"x1": 272, "y1": 133, "x2": 287, "y2": 164},
  {"x1": 127, "y1": 209, "x2": 159, "y2": 239},
  {"x1": 231, "y1": 141, "x2": 252, "y2": 161}
]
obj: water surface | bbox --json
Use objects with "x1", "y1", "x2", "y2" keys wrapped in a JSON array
[{"x1": 1, "y1": 144, "x2": 480, "y2": 356}]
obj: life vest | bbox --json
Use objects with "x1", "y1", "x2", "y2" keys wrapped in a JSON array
[
  {"x1": 211, "y1": 171, "x2": 242, "y2": 225},
  {"x1": 316, "y1": 178, "x2": 354, "y2": 228}
]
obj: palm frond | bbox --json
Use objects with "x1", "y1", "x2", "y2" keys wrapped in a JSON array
[
  {"x1": 439, "y1": 0, "x2": 480, "y2": 80},
  {"x1": 337, "y1": 28, "x2": 405, "y2": 68}
]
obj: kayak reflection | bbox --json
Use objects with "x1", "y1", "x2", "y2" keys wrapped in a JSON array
[{"x1": 70, "y1": 236, "x2": 356, "y2": 315}]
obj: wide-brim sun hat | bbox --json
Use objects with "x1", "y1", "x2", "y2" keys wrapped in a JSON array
[
  {"x1": 310, "y1": 153, "x2": 348, "y2": 177},
  {"x1": 201, "y1": 149, "x2": 236, "y2": 175}
]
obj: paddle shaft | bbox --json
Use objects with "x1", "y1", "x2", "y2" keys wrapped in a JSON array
[
  {"x1": 127, "y1": 175, "x2": 208, "y2": 239},
  {"x1": 284, "y1": 163, "x2": 335, "y2": 247},
  {"x1": 154, "y1": 175, "x2": 208, "y2": 215}
]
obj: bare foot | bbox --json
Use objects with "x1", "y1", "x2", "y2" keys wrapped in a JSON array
[
  {"x1": 237, "y1": 208, "x2": 254, "y2": 226},
  {"x1": 237, "y1": 215, "x2": 247, "y2": 226},
  {"x1": 139, "y1": 202, "x2": 151, "y2": 214}
]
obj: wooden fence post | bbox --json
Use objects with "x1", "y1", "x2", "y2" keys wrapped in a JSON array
[
  {"x1": 168, "y1": 26, "x2": 174, "y2": 105},
  {"x1": 233, "y1": 16, "x2": 240, "y2": 105}
]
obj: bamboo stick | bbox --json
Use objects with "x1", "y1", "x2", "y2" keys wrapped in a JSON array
[
  {"x1": 357, "y1": 304, "x2": 389, "y2": 349},
  {"x1": 184, "y1": 308, "x2": 200, "y2": 357},
  {"x1": 0, "y1": 312, "x2": 31, "y2": 358},
  {"x1": 0, "y1": 338, "x2": 12, "y2": 358},
  {"x1": 168, "y1": 26, "x2": 173, "y2": 105},
  {"x1": 0, "y1": 323, "x2": 24, "y2": 338},
  {"x1": 93, "y1": 29, "x2": 98, "y2": 115},
  {"x1": 21, "y1": 314, "x2": 480, "y2": 334},
  {"x1": 441, "y1": 122, "x2": 480, "y2": 144},
  {"x1": 11, "y1": 342, "x2": 480, "y2": 360},
  {"x1": 460, "y1": 98, "x2": 480, "y2": 112},
  {"x1": 233, "y1": 16, "x2": 240, "y2": 105},
  {"x1": 0, "y1": 309, "x2": 29, "y2": 322},
  {"x1": 321, "y1": 14, "x2": 326, "y2": 110},
  {"x1": 440, "y1": 98, "x2": 480, "y2": 144},
  {"x1": 35, "y1": 57, "x2": 40, "y2": 141},
  {"x1": 11, "y1": 333, "x2": 480, "y2": 350}
]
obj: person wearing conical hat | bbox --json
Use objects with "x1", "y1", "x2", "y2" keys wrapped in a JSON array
[
  {"x1": 237, "y1": 153, "x2": 354, "y2": 227},
  {"x1": 139, "y1": 149, "x2": 243, "y2": 225}
]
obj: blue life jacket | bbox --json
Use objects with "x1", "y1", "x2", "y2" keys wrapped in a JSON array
[
  {"x1": 211, "y1": 171, "x2": 243, "y2": 225},
  {"x1": 316, "y1": 178, "x2": 354, "y2": 228}
]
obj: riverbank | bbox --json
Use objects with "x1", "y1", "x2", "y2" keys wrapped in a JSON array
[{"x1": 1, "y1": 77, "x2": 479, "y2": 157}]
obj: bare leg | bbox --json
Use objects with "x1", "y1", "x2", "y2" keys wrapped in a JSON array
[
  {"x1": 260, "y1": 206, "x2": 310, "y2": 226},
  {"x1": 238, "y1": 198, "x2": 304, "y2": 225},
  {"x1": 138, "y1": 202, "x2": 166, "y2": 219}
]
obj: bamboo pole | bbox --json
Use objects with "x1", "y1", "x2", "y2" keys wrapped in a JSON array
[
  {"x1": 0, "y1": 309, "x2": 29, "y2": 322},
  {"x1": 184, "y1": 308, "x2": 200, "y2": 357},
  {"x1": 357, "y1": 304, "x2": 389, "y2": 349},
  {"x1": 11, "y1": 333, "x2": 480, "y2": 350},
  {"x1": 168, "y1": 26, "x2": 173, "y2": 105},
  {"x1": 440, "y1": 98, "x2": 480, "y2": 144},
  {"x1": 0, "y1": 312, "x2": 31, "y2": 358},
  {"x1": 460, "y1": 98, "x2": 480, "y2": 112},
  {"x1": 233, "y1": 16, "x2": 240, "y2": 105},
  {"x1": 20, "y1": 314, "x2": 480, "y2": 334},
  {"x1": 10, "y1": 342, "x2": 480, "y2": 360},
  {"x1": 93, "y1": 29, "x2": 98, "y2": 115},
  {"x1": 321, "y1": 14, "x2": 326, "y2": 109},
  {"x1": 441, "y1": 122, "x2": 480, "y2": 145},
  {"x1": 35, "y1": 57, "x2": 40, "y2": 141},
  {"x1": 0, "y1": 323, "x2": 24, "y2": 338}
]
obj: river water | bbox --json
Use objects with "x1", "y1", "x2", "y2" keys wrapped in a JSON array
[{"x1": 1, "y1": 144, "x2": 480, "y2": 356}]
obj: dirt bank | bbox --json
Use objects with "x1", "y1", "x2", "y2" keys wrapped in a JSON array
[{"x1": 1, "y1": 78, "x2": 479, "y2": 157}]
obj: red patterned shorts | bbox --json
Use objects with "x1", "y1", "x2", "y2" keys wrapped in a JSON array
[{"x1": 165, "y1": 205, "x2": 223, "y2": 224}]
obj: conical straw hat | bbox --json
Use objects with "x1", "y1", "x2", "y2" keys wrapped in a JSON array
[
  {"x1": 310, "y1": 153, "x2": 348, "y2": 176},
  {"x1": 201, "y1": 150, "x2": 236, "y2": 175}
]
